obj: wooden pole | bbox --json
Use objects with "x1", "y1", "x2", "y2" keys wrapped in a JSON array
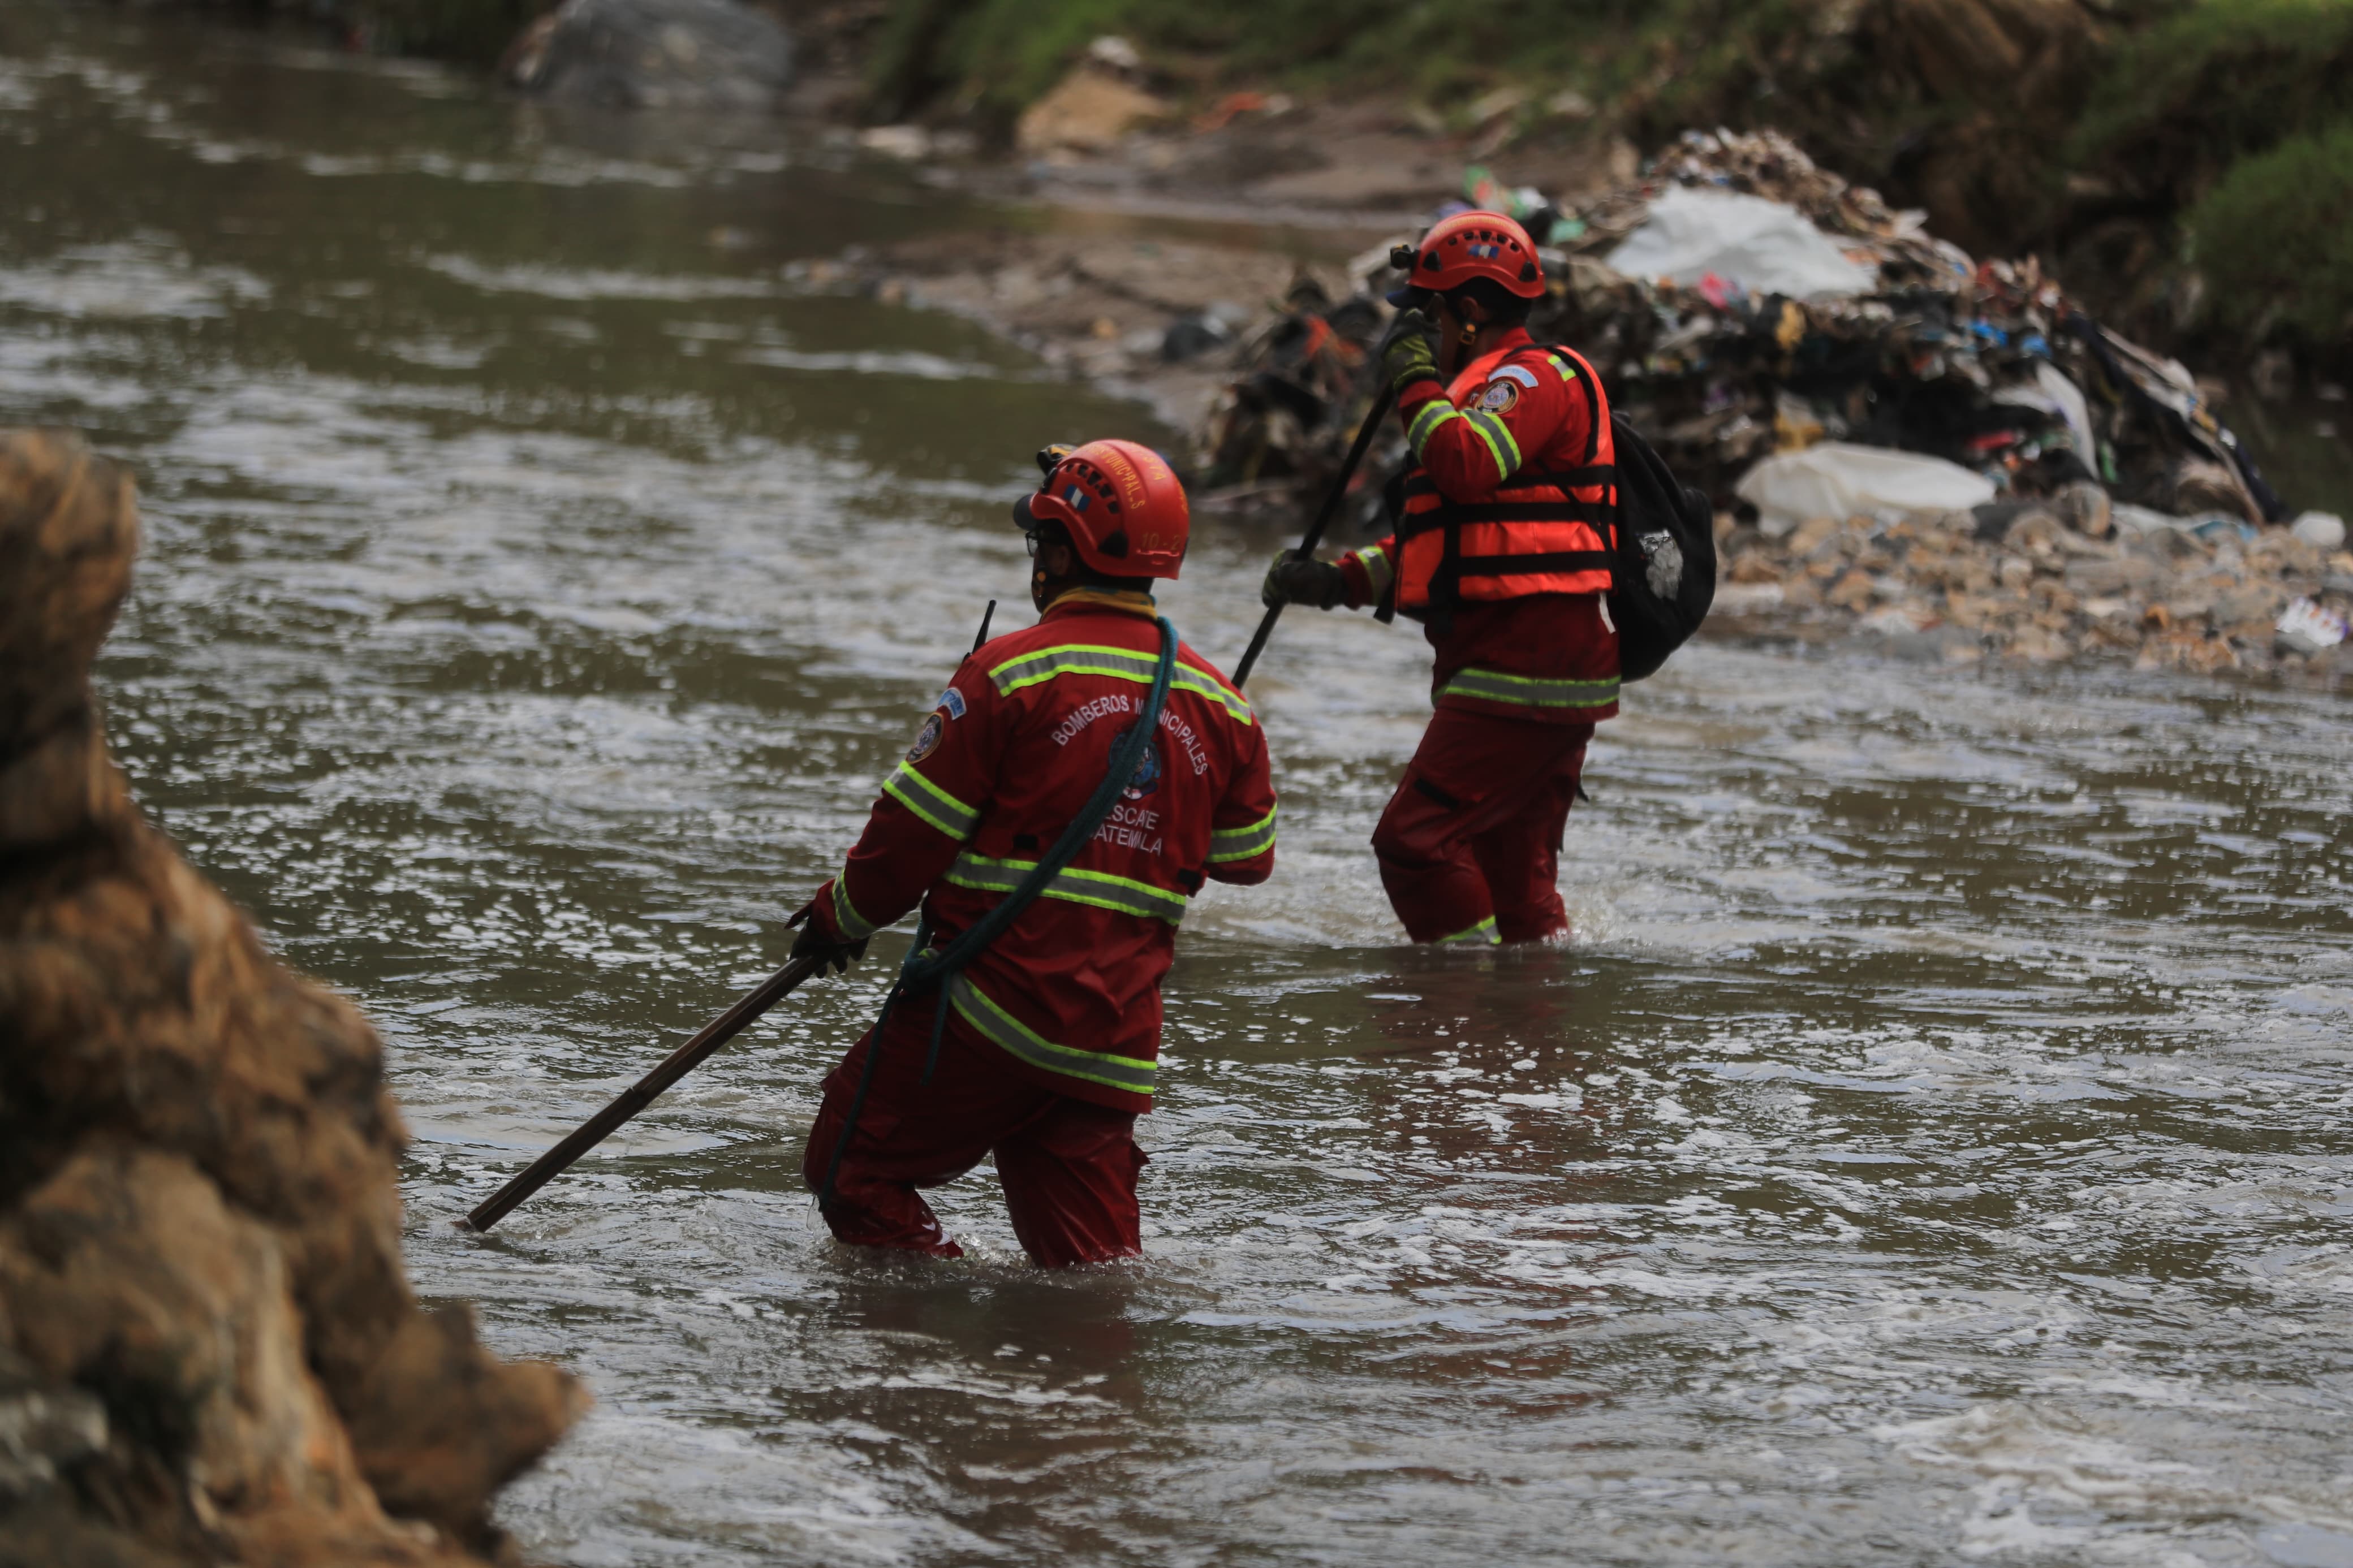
[
  {"x1": 1230, "y1": 383, "x2": 1397, "y2": 689},
  {"x1": 460, "y1": 953, "x2": 825, "y2": 1233}
]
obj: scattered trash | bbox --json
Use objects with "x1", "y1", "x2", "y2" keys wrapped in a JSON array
[
  {"x1": 859, "y1": 124, "x2": 930, "y2": 161},
  {"x1": 2277, "y1": 597, "x2": 2349, "y2": 655},
  {"x1": 2291, "y1": 511, "x2": 2348, "y2": 551},
  {"x1": 1176, "y1": 126, "x2": 2332, "y2": 673},
  {"x1": 1605, "y1": 186, "x2": 1875, "y2": 300},
  {"x1": 1161, "y1": 310, "x2": 1232, "y2": 363}
]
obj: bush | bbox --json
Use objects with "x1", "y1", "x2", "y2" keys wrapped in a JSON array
[
  {"x1": 862, "y1": 0, "x2": 1748, "y2": 128},
  {"x1": 2187, "y1": 120, "x2": 2353, "y2": 340},
  {"x1": 2072, "y1": 0, "x2": 2353, "y2": 178}
]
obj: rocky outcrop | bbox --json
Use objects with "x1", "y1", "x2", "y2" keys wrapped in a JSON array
[
  {"x1": 501, "y1": 0, "x2": 794, "y2": 110},
  {"x1": 0, "y1": 429, "x2": 585, "y2": 1565}
]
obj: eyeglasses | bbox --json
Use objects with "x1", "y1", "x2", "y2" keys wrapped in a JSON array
[{"x1": 1024, "y1": 529, "x2": 1043, "y2": 559}]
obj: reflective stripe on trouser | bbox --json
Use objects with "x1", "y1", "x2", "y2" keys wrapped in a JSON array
[
  {"x1": 1207, "y1": 806, "x2": 1277, "y2": 864},
  {"x1": 1438, "y1": 915, "x2": 1501, "y2": 945},
  {"x1": 946, "y1": 973, "x2": 1158, "y2": 1099},
  {"x1": 943, "y1": 853, "x2": 1188, "y2": 925},
  {"x1": 1437, "y1": 667, "x2": 1621, "y2": 711},
  {"x1": 986, "y1": 644, "x2": 1254, "y2": 727},
  {"x1": 1369, "y1": 707, "x2": 1593, "y2": 945},
  {"x1": 882, "y1": 761, "x2": 980, "y2": 840}
]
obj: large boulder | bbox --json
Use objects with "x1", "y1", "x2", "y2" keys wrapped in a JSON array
[
  {"x1": 0, "y1": 429, "x2": 585, "y2": 1565},
  {"x1": 501, "y1": 0, "x2": 794, "y2": 111}
]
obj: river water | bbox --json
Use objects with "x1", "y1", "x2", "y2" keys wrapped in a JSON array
[{"x1": 7, "y1": 10, "x2": 2353, "y2": 1565}]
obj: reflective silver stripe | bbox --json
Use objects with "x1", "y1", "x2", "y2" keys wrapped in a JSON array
[
  {"x1": 882, "y1": 762, "x2": 979, "y2": 840},
  {"x1": 990, "y1": 642, "x2": 1160, "y2": 695},
  {"x1": 1463, "y1": 407, "x2": 1522, "y2": 480},
  {"x1": 985, "y1": 643, "x2": 1253, "y2": 727},
  {"x1": 947, "y1": 973, "x2": 1158, "y2": 1096},
  {"x1": 831, "y1": 875, "x2": 879, "y2": 940},
  {"x1": 1169, "y1": 666, "x2": 1254, "y2": 727},
  {"x1": 1356, "y1": 543, "x2": 1394, "y2": 598},
  {"x1": 1407, "y1": 400, "x2": 1460, "y2": 459},
  {"x1": 1546, "y1": 352, "x2": 1579, "y2": 383},
  {"x1": 1207, "y1": 806, "x2": 1277, "y2": 864},
  {"x1": 1438, "y1": 915, "x2": 1500, "y2": 945},
  {"x1": 1439, "y1": 667, "x2": 1621, "y2": 709},
  {"x1": 944, "y1": 853, "x2": 1188, "y2": 925}
]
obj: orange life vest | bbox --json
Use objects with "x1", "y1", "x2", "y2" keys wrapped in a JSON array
[{"x1": 1393, "y1": 343, "x2": 1617, "y2": 621}]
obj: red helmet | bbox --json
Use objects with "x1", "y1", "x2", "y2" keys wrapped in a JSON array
[
  {"x1": 1011, "y1": 438, "x2": 1189, "y2": 580},
  {"x1": 1387, "y1": 210, "x2": 1545, "y2": 305}
]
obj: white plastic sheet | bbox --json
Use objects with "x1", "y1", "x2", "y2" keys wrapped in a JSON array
[
  {"x1": 1736, "y1": 442, "x2": 1996, "y2": 533},
  {"x1": 1606, "y1": 186, "x2": 1874, "y2": 299}
]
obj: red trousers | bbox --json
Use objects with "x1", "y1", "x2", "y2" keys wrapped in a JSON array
[
  {"x1": 800, "y1": 992, "x2": 1147, "y2": 1267},
  {"x1": 1370, "y1": 708, "x2": 1593, "y2": 944}
]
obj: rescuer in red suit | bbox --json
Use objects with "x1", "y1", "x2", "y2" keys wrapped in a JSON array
[
  {"x1": 789, "y1": 439, "x2": 1278, "y2": 1266},
  {"x1": 1264, "y1": 211, "x2": 1620, "y2": 948}
]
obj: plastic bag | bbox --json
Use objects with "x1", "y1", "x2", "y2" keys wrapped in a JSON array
[
  {"x1": 1606, "y1": 187, "x2": 1874, "y2": 300},
  {"x1": 1735, "y1": 442, "x2": 1996, "y2": 532}
]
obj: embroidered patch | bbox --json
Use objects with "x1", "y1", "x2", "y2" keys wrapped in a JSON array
[
  {"x1": 937, "y1": 686, "x2": 967, "y2": 720},
  {"x1": 1492, "y1": 363, "x2": 1541, "y2": 389},
  {"x1": 906, "y1": 712, "x2": 944, "y2": 763},
  {"x1": 1475, "y1": 378, "x2": 1521, "y2": 414},
  {"x1": 1112, "y1": 719, "x2": 1163, "y2": 800}
]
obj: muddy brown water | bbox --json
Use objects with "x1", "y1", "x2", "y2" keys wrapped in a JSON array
[{"x1": 7, "y1": 10, "x2": 2353, "y2": 1565}]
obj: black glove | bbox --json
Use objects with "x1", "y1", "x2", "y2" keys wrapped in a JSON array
[
  {"x1": 786, "y1": 899, "x2": 867, "y2": 975},
  {"x1": 1261, "y1": 548, "x2": 1347, "y2": 610},
  {"x1": 1378, "y1": 306, "x2": 1440, "y2": 395}
]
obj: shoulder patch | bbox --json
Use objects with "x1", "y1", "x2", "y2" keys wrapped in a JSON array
[
  {"x1": 936, "y1": 686, "x2": 967, "y2": 720},
  {"x1": 1475, "y1": 378, "x2": 1522, "y2": 414},
  {"x1": 906, "y1": 711, "x2": 944, "y2": 764},
  {"x1": 1492, "y1": 362, "x2": 1541, "y2": 389}
]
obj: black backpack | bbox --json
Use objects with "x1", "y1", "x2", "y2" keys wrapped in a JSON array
[{"x1": 1604, "y1": 411, "x2": 1716, "y2": 681}]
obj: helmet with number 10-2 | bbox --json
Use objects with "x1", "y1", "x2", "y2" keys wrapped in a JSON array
[
  {"x1": 1386, "y1": 209, "x2": 1546, "y2": 306},
  {"x1": 1011, "y1": 438, "x2": 1190, "y2": 580}
]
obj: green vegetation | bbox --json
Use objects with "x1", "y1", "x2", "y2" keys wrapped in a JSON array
[
  {"x1": 2072, "y1": 0, "x2": 2353, "y2": 179},
  {"x1": 357, "y1": 0, "x2": 543, "y2": 61},
  {"x1": 862, "y1": 0, "x2": 1794, "y2": 127},
  {"x1": 2188, "y1": 123, "x2": 2353, "y2": 339}
]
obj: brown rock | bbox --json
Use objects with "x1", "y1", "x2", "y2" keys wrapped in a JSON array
[
  {"x1": 1728, "y1": 553, "x2": 1781, "y2": 585},
  {"x1": 1016, "y1": 68, "x2": 1170, "y2": 154},
  {"x1": 0, "y1": 430, "x2": 584, "y2": 1565},
  {"x1": 1828, "y1": 568, "x2": 1878, "y2": 610}
]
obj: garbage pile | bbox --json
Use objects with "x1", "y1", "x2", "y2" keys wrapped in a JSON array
[{"x1": 1191, "y1": 129, "x2": 2341, "y2": 673}]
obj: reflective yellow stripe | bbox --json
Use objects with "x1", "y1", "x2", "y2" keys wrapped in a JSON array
[
  {"x1": 1463, "y1": 407, "x2": 1521, "y2": 481},
  {"x1": 1438, "y1": 667, "x2": 1621, "y2": 709},
  {"x1": 1207, "y1": 805, "x2": 1278, "y2": 863},
  {"x1": 944, "y1": 852, "x2": 1188, "y2": 925},
  {"x1": 1438, "y1": 915, "x2": 1500, "y2": 946},
  {"x1": 1356, "y1": 543, "x2": 1394, "y2": 598},
  {"x1": 947, "y1": 973, "x2": 1158, "y2": 1096},
  {"x1": 831, "y1": 875, "x2": 879, "y2": 940},
  {"x1": 1407, "y1": 401, "x2": 1460, "y2": 459},
  {"x1": 1546, "y1": 352, "x2": 1579, "y2": 383},
  {"x1": 881, "y1": 761, "x2": 979, "y2": 840},
  {"x1": 984, "y1": 643, "x2": 1253, "y2": 727}
]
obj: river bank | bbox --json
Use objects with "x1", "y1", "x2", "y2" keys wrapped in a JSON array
[{"x1": 10, "y1": 18, "x2": 2353, "y2": 1565}]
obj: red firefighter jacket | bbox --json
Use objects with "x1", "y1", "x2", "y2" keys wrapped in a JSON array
[
  {"x1": 804, "y1": 590, "x2": 1277, "y2": 1113},
  {"x1": 1338, "y1": 327, "x2": 1621, "y2": 725}
]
